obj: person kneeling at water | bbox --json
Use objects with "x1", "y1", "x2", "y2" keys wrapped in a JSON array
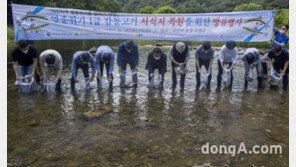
[
  {"x1": 267, "y1": 44, "x2": 289, "y2": 91},
  {"x1": 71, "y1": 50, "x2": 96, "y2": 90},
  {"x1": 169, "y1": 42, "x2": 190, "y2": 91},
  {"x1": 117, "y1": 40, "x2": 139, "y2": 88},
  {"x1": 95, "y1": 45, "x2": 114, "y2": 89},
  {"x1": 242, "y1": 48, "x2": 263, "y2": 89},
  {"x1": 195, "y1": 42, "x2": 214, "y2": 89},
  {"x1": 145, "y1": 47, "x2": 167, "y2": 89},
  {"x1": 217, "y1": 41, "x2": 238, "y2": 89},
  {"x1": 39, "y1": 49, "x2": 63, "y2": 91}
]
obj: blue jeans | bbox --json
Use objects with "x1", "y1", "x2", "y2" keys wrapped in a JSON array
[
  {"x1": 71, "y1": 64, "x2": 89, "y2": 90},
  {"x1": 18, "y1": 65, "x2": 33, "y2": 81}
]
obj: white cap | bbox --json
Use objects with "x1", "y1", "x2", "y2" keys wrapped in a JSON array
[{"x1": 176, "y1": 42, "x2": 185, "y2": 53}]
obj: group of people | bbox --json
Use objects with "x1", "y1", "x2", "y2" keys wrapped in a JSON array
[{"x1": 11, "y1": 25, "x2": 289, "y2": 92}]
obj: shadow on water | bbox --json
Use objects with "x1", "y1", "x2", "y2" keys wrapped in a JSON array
[{"x1": 7, "y1": 40, "x2": 288, "y2": 166}]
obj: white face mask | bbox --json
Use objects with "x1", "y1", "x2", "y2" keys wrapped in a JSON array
[
  {"x1": 202, "y1": 49, "x2": 209, "y2": 53},
  {"x1": 154, "y1": 56, "x2": 160, "y2": 60},
  {"x1": 22, "y1": 49, "x2": 29, "y2": 54},
  {"x1": 279, "y1": 30, "x2": 285, "y2": 34}
]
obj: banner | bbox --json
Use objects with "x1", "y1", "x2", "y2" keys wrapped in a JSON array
[{"x1": 12, "y1": 4, "x2": 274, "y2": 42}]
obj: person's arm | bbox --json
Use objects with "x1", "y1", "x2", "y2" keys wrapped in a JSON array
[
  {"x1": 219, "y1": 48, "x2": 225, "y2": 69},
  {"x1": 268, "y1": 58, "x2": 273, "y2": 69},
  {"x1": 134, "y1": 45, "x2": 139, "y2": 71},
  {"x1": 229, "y1": 48, "x2": 238, "y2": 71},
  {"x1": 71, "y1": 56, "x2": 78, "y2": 79},
  {"x1": 12, "y1": 61, "x2": 19, "y2": 80},
  {"x1": 39, "y1": 53, "x2": 47, "y2": 80},
  {"x1": 208, "y1": 59, "x2": 213, "y2": 73},
  {"x1": 54, "y1": 68, "x2": 62, "y2": 83},
  {"x1": 273, "y1": 41, "x2": 286, "y2": 47},
  {"x1": 146, "y1": 54, "x2": 153, "y2": 75},
  {"x1": 90, "y1": 56, "x2": 96, "y2": 81},
  {"x1": 195, "y1": 58, "x2": 200, "y2": 72},
  {"x1": 267, "y1": 50, "x2": 274, "y2": 69},
  {"x1": 161, "y1": 54, "x2": 167, "y2": 76},
  {"x1": 169, "y1": 47, "x2": 179, "y2": 66},
  {"x1": 31, "y1": 48, "x2": 38, "y2": 77},
  {"x1": 117, "y1": 45, "x2": 123, "y2": 72},
  {"x1": 108, "y1": 53, "x2": 115, "y2": 76},
  {"x1": 282, "y1": 61, "x2": 289, "y2": 75},
  {"x1": 273, "y1": 27, "x2": 277, "y2": 33},
  {"x1": 11, "y1": 49, "x2": 19, "y2": 80},
  {"x1": 95, "y1": 53, "x2": 101, "y2": 76},
  {"x1": 31, "y1": 58, "x2": 37, "y2": 77},
  {"x1": 183, "y1": 46, "x2": 190, "y2": 65}
]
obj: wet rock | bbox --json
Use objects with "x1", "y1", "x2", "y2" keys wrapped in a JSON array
[
  {"x1": 27, "y1": 119, "x2": 40, "y2": 127},
  {"x1": 82, "y1": 107, "x2": 112, "y2": 120},
  {"x1": 135, "y1": 124, "x2": 158, "y2": 130}
]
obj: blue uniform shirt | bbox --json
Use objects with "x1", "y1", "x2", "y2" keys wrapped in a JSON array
[
  {"x1": 71, "y1": 51, "x2": 96, "y2": 78},
  {"x1": 271, "y1": 29, "x2": 289, "y2": 49},
  {"x1": 95, "y1": 45, "x2": 115, "y2": 75},
  {"x1": 117, "y1": 42, "x2": 139, "y2": 66}
]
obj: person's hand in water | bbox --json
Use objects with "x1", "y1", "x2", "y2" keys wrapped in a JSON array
[
  {"x1": 54, "y1": 78, "x2": 59, "y2": 83},
  {"x1": 97, "y1": 73, "x2": 102, "y2": 79},
  {"x1": 108, "y1": 75, "x2": 112, "y2": 81},
  {"x1": 90, "y1": 75, "x2": 95, "y2": 81},
  {"x1": 73, "y1": 77, "x2": 79, "y2": 83}
]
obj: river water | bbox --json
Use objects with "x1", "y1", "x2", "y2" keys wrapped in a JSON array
[{"x1": 7, "y1": 40, "x2": 288, "y2": 166}]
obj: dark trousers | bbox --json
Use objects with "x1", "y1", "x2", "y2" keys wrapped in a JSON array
[
  {"x1": 196, "y1": 60, "x2": 212, "y2": 88},
  {"x1": 97, "y1": 61, "x2": 113, "y2": 89},
  {"x1": 148, "y1": 68, "x2": 165, "y2": 88},
  {"x1": 56, "y1": 79, "x2": 62, "y2": 91},
  {"x1": 172, "y1": 62, "x2": 186, "y2": 89},
  {"x1": 273, "y1": 64, "x2": 289, "y2": 90},
  {"x1": 261, "y1": 62, "x2": 268, "y2": 75},
  {"x1": 217, "y1": 60, "x2": 233, "y2": 88},
  {"x1": 120, "y1": 61, "x2": 138, "y2": 87},
  {"x1": 71, "y1": 64, "x2": 89, "y2": 90}
]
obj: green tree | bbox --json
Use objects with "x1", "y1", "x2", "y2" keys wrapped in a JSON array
[
  {"x1": 139, "y1": 6, "x2": 156, "y2": 14},
  {"x1": 233, "y1": 3, "x2": 263, "y2": 11},
  {"x1": 155, "y1": 6, "x2": 177, "y2": 14},
  {"x1": 275, "y1": 9, "x2": 289, "y2": 27}
]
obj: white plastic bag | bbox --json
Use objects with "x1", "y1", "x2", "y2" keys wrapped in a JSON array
[
  {"x1": 174, "y1": 65, "x2": 188, "y2": 75},
  {"x1": 148, "y1": 73, "x2": 162, "y2": 89},
  {"x1": 43, "y1": 80, "x2": 56, "y2": 92},
  {"x1": 98, "y1": 77, "x2": 112, "y2": 89},
  {"x1": 246, "y1": 69, "x2": 254, "y2": 82},
  {"x1": 17, "y1": 75, "x2": 39, "y2": 94},
  {"x1": 76, "y1": 78, "x2": 90, "y2": 90},
  {"x1": 199, "y1": 72, "x2": 210, "y2": 90},
  {"x1": 269, "y1": 68, "x2": 282, "y2": 85},
  {"x1": 222, "y1": 69, "x2": 231, "y2": 88}
]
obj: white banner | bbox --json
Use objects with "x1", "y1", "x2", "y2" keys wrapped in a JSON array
[{"x1": 12, "y1": 3, "x2": 274, "y2": 42}]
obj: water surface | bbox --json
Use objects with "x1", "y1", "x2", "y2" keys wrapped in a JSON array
[{"x1": 7, "y1": 40, "x2": 288, "y2": 166}]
